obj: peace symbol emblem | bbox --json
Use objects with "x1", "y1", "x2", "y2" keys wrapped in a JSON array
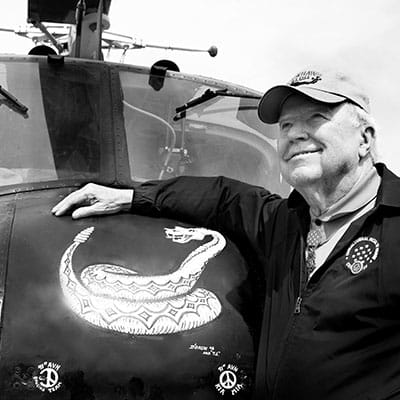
[
  {"x1": 39, "y1": 367, "x2": 59, "y2": 389},
  {"x1": 214, "y1": 363, "x2": 246, "y2": 396},
  {"x1": 219, "y1": 370, "x2": 237, "y2": 390},
  {"x1": 33, "y1": 361, "x2": 62, "y2": 393}
]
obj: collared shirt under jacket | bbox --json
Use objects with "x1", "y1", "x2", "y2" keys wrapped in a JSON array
[{"x1": 132, "y1": 163, "x2": 400, "y2": 400}]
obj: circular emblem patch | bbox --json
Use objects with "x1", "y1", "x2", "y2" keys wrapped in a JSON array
[
  {"x1": 214, "y1": 363, "x2": 248, "y2": 397},
  {"x1": 345, "y1": 237, "x2": 379, "y2": 275},
  {"x1": 33, "y1": 361, "x2": 62, "y2": 393}
]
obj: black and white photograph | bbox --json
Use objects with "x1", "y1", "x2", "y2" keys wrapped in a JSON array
[{"x1": 0, "y1": 1, "x2": 400, "y2": 399}]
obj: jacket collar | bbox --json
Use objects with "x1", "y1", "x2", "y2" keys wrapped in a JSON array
[
  {"x1": 287, "y1": 163, "x2": 400, "y2": 211},
  {"x1": 375, "y1": 163, "x2": 400, "y2": 208},
  {"x1": 287, "y1": 188, "x2": 307, "y2": 210}
]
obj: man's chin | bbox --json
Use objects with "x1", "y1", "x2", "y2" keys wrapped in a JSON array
[{"x1": 283, "y1": 167, "x2": 321, "y2": 188}]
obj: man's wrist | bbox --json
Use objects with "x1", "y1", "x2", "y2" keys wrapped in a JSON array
[{"x1": 118, "y1": 189, "x2": 134, "y2": 212}]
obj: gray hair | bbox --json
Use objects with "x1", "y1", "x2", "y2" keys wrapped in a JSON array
[{"x1": 343, "y1": 102, "x2": 379, "y2": 163}]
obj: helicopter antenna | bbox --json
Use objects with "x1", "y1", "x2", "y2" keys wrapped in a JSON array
[
  {"x1": 145, "y1": 44, "x2": 218, "y2": 57},
  {"x1": 102, "y1": 32, "x2": 218, "y2": 58}
]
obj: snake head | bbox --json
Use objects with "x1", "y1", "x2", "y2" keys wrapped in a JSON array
[{"x1": 165, "y1": 226, "x2": 206, "y2": 243}]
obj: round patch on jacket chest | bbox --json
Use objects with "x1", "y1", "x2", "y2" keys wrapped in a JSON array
[{"x1": 345, "y1": 237, "x2": 379, "y2": 275}]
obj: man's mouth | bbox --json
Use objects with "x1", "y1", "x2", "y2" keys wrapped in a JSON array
[{"x1": 288, "y1": 149, "x2": 321, "y2": 160}]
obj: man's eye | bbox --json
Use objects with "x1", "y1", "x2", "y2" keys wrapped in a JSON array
[
  {"x1": 280, "y1": 122, "x2": 292, "y2": 131},
  {"x1": 310, "y1": 113, "x2": 327, "y2": 122}
]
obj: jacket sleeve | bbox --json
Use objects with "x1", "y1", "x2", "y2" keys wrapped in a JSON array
[{"x1": 132, "y1": 175, "x2": 282, "y2": 256}]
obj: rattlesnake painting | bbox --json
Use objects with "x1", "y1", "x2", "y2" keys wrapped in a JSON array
[{"x1": 59, "y1": 226, "x2": 226, "y2": 335}]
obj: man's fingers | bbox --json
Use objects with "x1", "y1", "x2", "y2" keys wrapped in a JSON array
[
  {"x1": 52, "y1": 184, "x2": 132, "y2": 218},
  {"x1": 71, "y1": 203, "x2": 116, "y2": 219},
  {"x1": 71, "y1": 205, "x2": 97, "y2": 219},
  {"x1": 52, "y1": 189, "x2": 90, "y2": 216}
]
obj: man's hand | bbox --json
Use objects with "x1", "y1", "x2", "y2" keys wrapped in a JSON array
[{"x1": 52, "y1": 183, "x2": 134, "y2": 219}]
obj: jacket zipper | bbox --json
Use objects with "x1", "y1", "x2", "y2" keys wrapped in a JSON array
[
  {"x1": 271, "y1": 235, "x2": 306, "y2": 399},
  {"x1": 294, "y1": 296, "x2": 302, "y2": 314},
  {"x1": 294, "y1": 235, "x2": 305, "y2": 315}
]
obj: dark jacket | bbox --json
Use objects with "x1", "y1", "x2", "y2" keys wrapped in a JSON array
[{"x1": 132, "y1": 163, "x2": 400, "y2": 400}]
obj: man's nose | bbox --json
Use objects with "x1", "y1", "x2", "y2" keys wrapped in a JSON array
[{"x1": 287, "y1": 121, "x2": 310, "y2": 141}]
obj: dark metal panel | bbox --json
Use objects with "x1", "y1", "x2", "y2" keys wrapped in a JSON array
[
  {"x1": 0, "y1": 188, "x2": 257, "y2": 399},
  {"x1": 0, "y1": 197, "x2": 16, "y2": 344},
  {"x1": 28, "y1": 0, "x2": 112, "y2": 24},
  {"x1": 109, "y1": 67, "x2": 131, "y2": 185},
  {"x1": 37, "y1": 58, "x2": 117, "y2": 186}
]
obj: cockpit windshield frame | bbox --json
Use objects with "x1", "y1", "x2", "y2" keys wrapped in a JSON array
[{"x1": 0, "y1": 56, "x2": 288, "y2": 197}]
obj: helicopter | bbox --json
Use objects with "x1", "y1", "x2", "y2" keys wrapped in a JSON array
[
  {"x1": 0, "y1": 1, "x2": 289, "y2": 399},
  {"x1": 0, "y1": 0, "x2": 218, "y2": 61}
]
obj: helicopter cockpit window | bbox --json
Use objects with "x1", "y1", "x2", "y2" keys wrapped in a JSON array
[
  {"x1": 120, "y1": 71, "x2": 283, "y2": 192},
  {"x1": 0, "y1": 60, "x2": 103, "y2": 189},
  {"x1": 39, "y1": 63, "x2": 102, "y2": 179}
]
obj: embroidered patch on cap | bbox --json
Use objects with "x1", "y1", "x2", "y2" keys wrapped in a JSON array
[
  {"x1": 289, "y1": 70, "x2": 322, "y2": 87},
  {"x1": 345, "y1": 237, "x2": 379, "y2": 275}
]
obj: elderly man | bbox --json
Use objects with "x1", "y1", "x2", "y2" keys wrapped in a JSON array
[{"x1": 52, "y1": 68, "x2": 400, "y2": 400}]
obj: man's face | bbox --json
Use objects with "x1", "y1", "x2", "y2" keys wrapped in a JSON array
[{"x1": 277, "y1": 94, "x2": 363, "y2": 189}]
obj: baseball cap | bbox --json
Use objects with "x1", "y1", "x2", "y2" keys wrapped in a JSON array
[{"x1": 258, "y1": 68, "x2": 370, "y2": 124}]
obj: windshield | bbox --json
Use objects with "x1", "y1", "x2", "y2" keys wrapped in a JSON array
[
  {"x1": 0, "y1": 59, "x2": 105, "y2": 188},
  {"x1": 120, "y1": 71, "x2": 284, "y2": 192},
  {"x1": 0, "y1": 58, "x2": 288, "y2": 196}
]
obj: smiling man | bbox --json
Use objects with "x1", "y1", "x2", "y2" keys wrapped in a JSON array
[
  {"x1": 53, "y1": 68, "x2": 400, "y2": 400},
  {"x1": 264, "y1": 70, "x2": 377, "y2": 215}
]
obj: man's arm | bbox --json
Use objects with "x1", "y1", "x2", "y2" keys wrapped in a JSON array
[
  {"x1": 132, "y1": 176, "x2": 281, "y2": 239},
  {"x1": 52, "y1": 176, "x2": 281, "y2": 251}
]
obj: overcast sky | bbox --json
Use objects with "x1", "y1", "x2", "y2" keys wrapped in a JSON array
[{"x1": 1, "y1": 0, "x2": 400, "y2": 174}]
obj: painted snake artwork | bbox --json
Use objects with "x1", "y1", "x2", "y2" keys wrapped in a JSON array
[{"x1": 59, "y1": 226, "x2": 226, "y2": 335}]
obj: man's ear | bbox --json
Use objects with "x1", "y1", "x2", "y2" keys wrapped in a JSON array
[{"x1": 359, "y1": 126, "x2": 375, "y2": 159}]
